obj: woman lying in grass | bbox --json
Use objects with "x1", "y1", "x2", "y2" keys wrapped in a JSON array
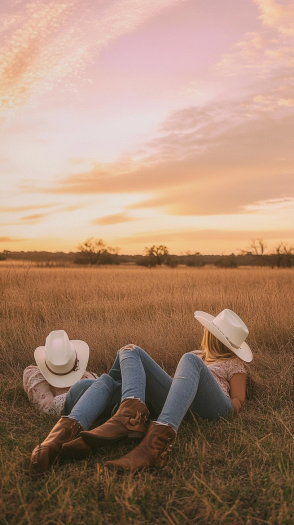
[
  {"x1": 29, "y1": 309, "x2": 252, "y2": 475},
  {"x1": 23, "y1": 330, "x2": 98, "y2": 417}
]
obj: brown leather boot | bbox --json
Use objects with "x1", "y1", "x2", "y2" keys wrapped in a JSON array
[
  {"x1": 62, "y1": 437, "x2": 92, "y2": 460},
  {"x1": 29, "y1": 417, "x2": 83, "y2": 476},
  {"x1": 105, "y1": 421, "x2": 176, "y2": 471},
  {"x1": 81, "y1": 398, "x2": 149, "y2": 448}
]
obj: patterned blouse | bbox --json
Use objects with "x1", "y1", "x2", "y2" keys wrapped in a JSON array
[
  {"x1": 23, "y1": 365, "x2": 98, "y2": 417},
  {"x1": 191, "y1": 351, "x2": 247, "y2": 398}
]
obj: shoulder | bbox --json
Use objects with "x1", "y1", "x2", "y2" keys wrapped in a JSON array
[
  {"x1": 23, "y1": 365, "x2": 43, "y2": 382},
  {"x1": 23, "y1": 364, "x2": 38, "y2": 374},
  {"x1": 23, "y1": 365, "x2": 48, "y2": 393},
  {"x1": 226, "y1": 358, "x2": 247, "y2": 379},
  {"x1": 23, "y1": 365, "x2": 52, "y2": 401}
]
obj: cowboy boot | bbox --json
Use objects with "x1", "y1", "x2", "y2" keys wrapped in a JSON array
[
  {"x1": 81, "y1": 398, "x2": 149, "y2": 448},
  {"x1": 29, "y1": 416, "x2": 83, "y2": 476},
  {"x1": 105, "y1": 421, "x2": 176, "y2": 472},
  {"x1": 62, "y1": 437, "x2": 92, "y2": 460}
]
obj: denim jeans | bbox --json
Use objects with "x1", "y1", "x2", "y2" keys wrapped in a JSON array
[
  {"x1": 66, "y1": 345, "x2": 233, "y2": 431},
  {"x1": 64, "y1": 353, "x2": 122, "y2": 429},
  {"x1": 64, "y1": 355, "x2": 122, "y2": 417}
]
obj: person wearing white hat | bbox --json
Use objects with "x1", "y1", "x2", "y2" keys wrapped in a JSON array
[
  {"x1": 193, "y1": 309, "x2": 252, "y2": 363},
  {"x1": 23, "y1": 330, "x2": 98, "y2": 417},
  {"x1": 29, "y1": 330, "x2": 120, "y2": 476},
  {"x1": 29, "y1": 310, "x2": 252, "y2": 475}
]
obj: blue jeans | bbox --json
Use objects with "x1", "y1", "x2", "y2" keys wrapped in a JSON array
[
  {"x1": 64, "y1": 354, "x2": 122, "y2": 428},
  {"x1": 66, "y1": 345, "x2": 233, "y2": 431}
]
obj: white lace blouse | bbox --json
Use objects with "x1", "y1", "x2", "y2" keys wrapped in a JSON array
[
  {"x1": 191, "y1": 351, "x2": 247, "y2": 398},
  {"x1": 23, "y1": 365, "x2": 98, "y2": 417}
]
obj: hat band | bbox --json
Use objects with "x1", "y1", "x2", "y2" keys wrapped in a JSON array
[
  {"x1": 45, "y1": 355, "x2": 80, "y2": 376},
  {"x1": 211, "y1": 322, "x2": 241, "y2": 350}
]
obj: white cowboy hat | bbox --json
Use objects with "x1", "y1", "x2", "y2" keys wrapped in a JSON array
[
  {"x1": 34, "y1": 330, "x2": 89, "y2": 387},
  {"x1": 194, "y1": 309, "x2": 253, "y2": 362}
]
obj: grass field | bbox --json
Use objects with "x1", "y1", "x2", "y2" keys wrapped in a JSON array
[{"x1": 1, "y1": 264, "x2": 294, "y2": 525}]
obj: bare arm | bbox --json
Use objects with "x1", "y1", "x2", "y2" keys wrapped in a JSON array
[{"x1": 229, "y1": 373, "x2": 246, "y2": 414}]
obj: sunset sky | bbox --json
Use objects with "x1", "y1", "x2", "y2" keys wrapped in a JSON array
[{"x1": 0, "y1": 0, "x2": 293, "y2": 255}]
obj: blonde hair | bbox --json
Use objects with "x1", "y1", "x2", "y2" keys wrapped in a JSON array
[{"x1": 200, "y1": 328, "x2": 236, "y2": 363}]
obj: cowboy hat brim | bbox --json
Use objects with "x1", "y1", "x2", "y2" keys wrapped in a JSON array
[
  {"x1": 194, "y1": 311, "x2": 253, "y2": 363},
  {"x1": 34, "y1": 340, "x2": 89, "y2": 388}
]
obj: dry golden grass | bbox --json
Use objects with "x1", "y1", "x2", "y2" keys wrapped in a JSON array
[{"x1": 1, "y1": 264, "x2": 294, "y2": 524}]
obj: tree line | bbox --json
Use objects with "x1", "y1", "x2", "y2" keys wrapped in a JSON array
[
  {"x1": 2, "y1": 237, "x2": 293, "y2": 268},
  {"x1": 75, "y1": 237, "x2": 294, "y2": 268}
]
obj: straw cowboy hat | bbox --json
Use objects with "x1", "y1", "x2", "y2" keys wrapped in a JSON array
[
  {"x1": 34, "y1": 330, "x2": 89, "y2": 387},
  {"x1": 194, "y1": 309, "x2": 253, "y2": 362}
]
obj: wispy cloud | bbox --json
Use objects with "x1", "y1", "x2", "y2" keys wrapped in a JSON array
[
  {"x1": 93, "y1": 212, "x2": 138, "y2": 225},
  {"x1": 15, "y1": 204, "x2": 81, "y2": 222},
  {"x1": 0, "y1": 0, "x2": 185, "y2": 114},
  {"x1": 126, "y1": 172, "x2": 294, "y2": 216},
  {"x1": 0, "y1": 1, "x2": 76, "y2": 112},
  {"x1": 255, "y1": 0, "x2": 294, "y2": 37},
  {"x1": 0, "y1": 204, "x2": 55, "y2": 212},
  {"x1": 0, "y1": 236, "x2": 27, "y2": 243},
  {"x1": 244, "y1": 197, "x2": 294, "y2": 212},
  {"x1": 19, "y1": 212, "x2": 48, "y2": 223},
  {"x1": 116, "y1": 228, "x2": 294, "y2": 245},
  {"x1": 39, "y1": 96, "x2": 294, "y2": 216},
  {"x1": 217, "y1": 0, "x2": 294, "y2": 111},
  {"x1": 60, "y1": 204, "x2": 83, "y2": 212},
  {"x1": 278, "y1": 98, "x2": 294, "y2": 107}
]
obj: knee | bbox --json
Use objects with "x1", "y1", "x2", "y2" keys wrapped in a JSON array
[
  {"x1": 119, "y1": 343, "x2": 137, "y2": 352},
  {"x1": 99, "y1": 373, "x2": 117, "y2": 392},
  {"x1": 118, "y1": 344, "x2": 144, "y2": 363},
  {"x1": 68, "y1": 378, "x2": 89, "y2": 396},
  {"x1": 179, "y1": 352, "x2": 203, "y2": 368}
]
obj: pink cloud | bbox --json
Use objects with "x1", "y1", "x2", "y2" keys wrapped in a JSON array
[
  {"x1": 217, "y1": 0, "x2": 294, "y2": 93},
  {"x1": 93, "y1": 212, "x2": 138, "y2": 225},
  {"x1": 0, "y1": 0, "x2": 186, "y2": 113},
  {"x1": 278, "y1": 98, "x2": 294, "y2": 106},
  {"x1": 255, "y1": 0, "x2": 294, "y2": 36},
  {"x1": 36, "y1": 100, "x2": 294, "y2": 216}
]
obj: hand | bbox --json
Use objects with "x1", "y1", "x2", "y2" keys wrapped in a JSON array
[{"x1": 231, "y1": 397, "x2": 243, "y2": 414}]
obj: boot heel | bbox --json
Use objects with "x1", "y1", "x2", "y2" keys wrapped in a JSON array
[{"x1": 29, "y1": 417, "x2": 83, "y2": 476}]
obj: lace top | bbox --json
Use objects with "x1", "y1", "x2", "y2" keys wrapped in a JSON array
[
  {"x1": 192, "y1": 351, "x2": 246, "y2": 398},
  {"x1": 23, "y1": 365, "x2": 98, "y2": 417}
]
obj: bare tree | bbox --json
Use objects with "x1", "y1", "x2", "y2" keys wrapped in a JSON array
[
  {"x1": 77, "y1": 238, "x2": 108, "y2": 265},
  {"x1": 275, "y1": 242, "x2": 294, "y2": 268},
  {"x1": 250, "y1": 239, "x2": 267, "y2": 256},
  {"x1": 275, "y1": 242, "x2": 283, "y2": 268},
  {"x1": 107, "y1": 246, "x2": 121, "y2": 256},
  {"x1": 282, "y1": 243, "x2": 294, "y2": 255},
  {"x1": 144, "y1": 245, "x2": 169, "y2": 265}
]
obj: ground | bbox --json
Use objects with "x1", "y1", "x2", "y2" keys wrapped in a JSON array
[{"x1": 1, "y1": 264, "x2": 294, "y2": 524}]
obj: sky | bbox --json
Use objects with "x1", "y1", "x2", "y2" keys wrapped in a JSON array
[{"x1": 0, "y1": 0, "x2": 293, "y2": 255}]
